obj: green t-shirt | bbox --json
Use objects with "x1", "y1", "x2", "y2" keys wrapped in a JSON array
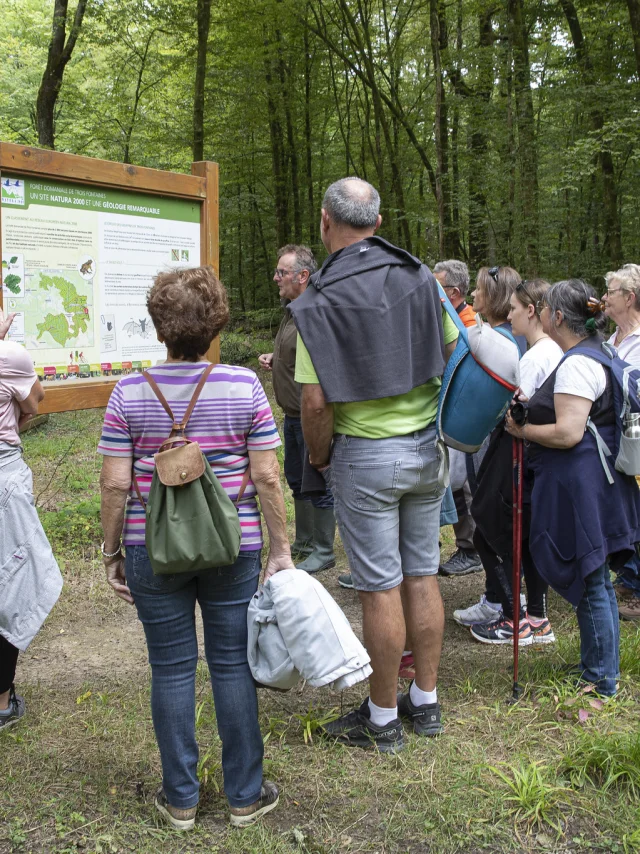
[{"x1": 294, "y1": 309, "x2": 458, "y2": 439}]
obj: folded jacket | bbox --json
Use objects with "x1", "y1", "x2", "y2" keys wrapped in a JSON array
[{"x1": 247, "y1": 569, "x2": 372, "y2": 691}]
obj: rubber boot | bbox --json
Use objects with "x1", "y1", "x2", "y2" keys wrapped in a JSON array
[
  {"x1": 291, "y1": 498, "x2": 314, "y2": 558},
  {"x1": 295, "y1": 506, "x2": 336, "y2": 573}
]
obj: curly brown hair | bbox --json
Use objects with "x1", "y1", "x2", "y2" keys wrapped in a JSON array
[{"x1": 147, "y1": 266, "x2": 229, "y2": 361}]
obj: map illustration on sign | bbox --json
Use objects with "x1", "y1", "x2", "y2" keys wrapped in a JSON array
[{"x1": 28, "y1": 270, "x2": 94, "y2": 350}]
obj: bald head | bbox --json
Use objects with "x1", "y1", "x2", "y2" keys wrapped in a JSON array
[{"x1": 322, "y1": 177, "x2": 381, "y2": 229}]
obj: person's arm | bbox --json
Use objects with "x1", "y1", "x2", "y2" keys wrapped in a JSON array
[
  {"x1": 445, "y1": 337, "x2": 458, "y2": 362},
  {"x1": 19, "y1": 378, "x2": 44, "y2": 415},
  {"x1": 99, "y1": 455, "x2": 134, "y2": 604},
  {"x1": 0, "y1": 310, "x2": 16, "y2": 340},
  {"x1": 505, "y1": 393, "x2": 592, "y2": 449},
  {"x1": 301, "y1": 383, "x2": 334, "y2": 468},
  {"x1": 249, "y1": 448, "x2": 295, "y2": 581}
]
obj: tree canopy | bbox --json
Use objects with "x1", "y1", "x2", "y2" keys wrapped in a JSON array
[{"x1": 2, "y1": 0, "x2": 639, "y2": 310}]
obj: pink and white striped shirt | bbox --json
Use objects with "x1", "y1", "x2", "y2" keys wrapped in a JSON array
[{"x1": 98, "y1": 362, "x2": 281, "y2": 549}]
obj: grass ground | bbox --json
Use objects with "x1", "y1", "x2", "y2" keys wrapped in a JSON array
[{"x1": 1, "y1": 359, "x2": 639, "y2": 854}]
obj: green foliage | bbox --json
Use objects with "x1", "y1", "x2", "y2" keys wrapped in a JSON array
[
  {"x1": 293, "y1": 704, "x2": 338, "y2": 745},
  {"x1": 40, "y1": 496, "x2": 102, "y2": 554},
  {"x1": 219, "y1": 331, "x2": 257, "y2": 365},
  {"x1": 487, "y1": 760, "x2": 570, "y2": 831},
  {"x1": 560, "y1": 730, "x2": 640, "y2": 796}
]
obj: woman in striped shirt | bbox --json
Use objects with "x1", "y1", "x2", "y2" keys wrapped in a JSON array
[{"x1": 99, "y1": 267, "x2": 292, "y2": 830}]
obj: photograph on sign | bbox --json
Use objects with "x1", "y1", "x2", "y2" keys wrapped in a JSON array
[{"x1": 1, "y1": 174, "x2": 201, "y2": 382}]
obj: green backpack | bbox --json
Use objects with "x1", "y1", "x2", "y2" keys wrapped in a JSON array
[{"x1": 132, "y1": 364, "x2": 250, "y2": 575}]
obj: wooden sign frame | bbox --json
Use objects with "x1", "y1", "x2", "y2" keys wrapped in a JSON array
[{"x1": 0, "y1": 143, "x2": 220, "y2": 415}]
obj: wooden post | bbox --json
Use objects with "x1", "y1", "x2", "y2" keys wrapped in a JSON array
[{"x1": 192, "y1": 160, "x2": 221, "y2": 365}]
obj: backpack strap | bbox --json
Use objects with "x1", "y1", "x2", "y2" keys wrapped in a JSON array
[
  {"x1": 132, "y1": 363, "x2": 216, "y2": 507},
  {"x1": 436, "y1": 281, "x2": 469, "y2": 340}
]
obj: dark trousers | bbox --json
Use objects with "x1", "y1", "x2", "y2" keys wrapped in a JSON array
[
  {"x1": 474, "y1": 528, "x2": 548, "y2": 620},
  {"x1": 0, "y1": 635, "x2": 19, "y2": 694},
  {"x1": 283, "y1": 415, "x2": 333, "y2": 509}
]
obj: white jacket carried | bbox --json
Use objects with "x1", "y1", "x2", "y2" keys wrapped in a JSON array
[{"x1": 247, "y1": 569, "x2": 372, "y2": 691}]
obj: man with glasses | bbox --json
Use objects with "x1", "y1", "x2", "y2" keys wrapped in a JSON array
[
  {"x1": 432, "y1": 260, "x2": 483, "y2": 578},
  {"x1": 258, "y1": 245, "x2": 336, "y2": 573}
]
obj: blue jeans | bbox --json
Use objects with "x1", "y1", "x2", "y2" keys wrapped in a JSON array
[
  {"x1": 283, "y1": 415, "x2": 333, "y2": 509},
  {"x1": 125, "y1": 546, "x2": 263, "y2": 809},
  {"x1": 575, "y1": 563, "x2": 620, "y2": 697},
  {"x1": 615, "y1": 551, "x2": 640, "y2": 594}
]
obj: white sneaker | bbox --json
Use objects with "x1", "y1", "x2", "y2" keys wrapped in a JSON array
[{"x1": 453, "y1": 595, "x2": 502, "y2": 627}]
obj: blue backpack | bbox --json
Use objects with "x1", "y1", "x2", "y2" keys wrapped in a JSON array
[
  {"x1": 559, "y1": 342, "x2": 640, "y2": 483},
  {"x1": 436, "y1": 285, "x2": 522, "y2": 453}
]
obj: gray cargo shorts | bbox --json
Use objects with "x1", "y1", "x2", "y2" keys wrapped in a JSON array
[{"x1": 325, "y1": 425, "x2": 446, "y2": 592}]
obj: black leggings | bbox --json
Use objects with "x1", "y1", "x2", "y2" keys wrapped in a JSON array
[
  {"x1": 0, "y1": 634, "x2": 19, "y2": 694},
  {"x1": 474, "y1": 528, "x2": 548, "y2": 620}
]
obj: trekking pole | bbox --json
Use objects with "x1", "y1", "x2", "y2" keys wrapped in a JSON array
[{"x1": 510, "y1": 436, "x2": 524, "y2": 703}]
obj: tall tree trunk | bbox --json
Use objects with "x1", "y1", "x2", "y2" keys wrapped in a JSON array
[
  {"x1": 429, "y1": 0, "x2": 458, "y2": 257},
  {"x1": 303, "y1": 14, "x2": 317, "y2": 246},
  {"x1": 193, "y1": 0, "x2": 212, "y2": 161},
  {"x1": 466, "y1": 9, "x2": 494, "y2": 268},
  {"x1": 36, "y1": 0, "x2": 88, "y2": 149},
  {"x1": 263, "y1": 37, "x2": 289, "y2": 247},
  {"x1": 122, "y1": 31, "x2": 155, "y2": 164},
  {"x1": 627, "y1": 0, "x2": 640, "y2": 79},
  {"x1": 559, "y1": 0, "x2": 623, "y2": 265},
  {"x1": 508, "y1": 0, "x2": 540, "y2": 272}
]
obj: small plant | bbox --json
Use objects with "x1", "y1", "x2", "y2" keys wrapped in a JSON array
[
  {"x1": 560, "y1": 729, "x2": 640, "y2": 795},
  {"x1": 293, "y1": 703, "x2": 339, "y2": 744},
  {"x1": 488, "y1": 760, "x2": 570, "y2": 831},
  {"x1": 197, "y1": 745, "x2": 221, "y2": 791}
]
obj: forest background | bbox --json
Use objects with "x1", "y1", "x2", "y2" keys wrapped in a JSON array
[{"x1": 1, "y1": 0, "x2": 639, "y2": 317}]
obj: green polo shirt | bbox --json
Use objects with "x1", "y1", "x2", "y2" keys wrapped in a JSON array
[{"x1": 294, "y1": 310, "x2": 458, "y2": 439}]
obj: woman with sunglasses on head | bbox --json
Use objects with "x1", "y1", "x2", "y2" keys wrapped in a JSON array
[
  {"x1": 602, "y1": 264, "x2": 640, "y2": 622},
  {"x1": 505, "y1": 280, "x2": 640, "y2": 697},
  {"x1": 453, "y1": 265, "x2": 527, "y2": 631},
  {"x1": 469, "y1": 279, "x2": 562, "y2": 646}
]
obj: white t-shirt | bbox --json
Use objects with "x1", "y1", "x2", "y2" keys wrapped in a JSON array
[
  {"x1": 518, "y1": 337, "x2": 563, "y2": 399},
  {"x1": 554, "y1": 354, "x2": 607, "y2": 402},
  {"x1": 0, "y1": 341, "x2": 37, "y2": 445},
  {"x1": 608, "y1": 327, "x2": 640, "y2": 368}
]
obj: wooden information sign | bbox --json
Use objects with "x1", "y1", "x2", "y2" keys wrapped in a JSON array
[{"x1": 0, "y1": 143, "x2": 220, "y2": 414}]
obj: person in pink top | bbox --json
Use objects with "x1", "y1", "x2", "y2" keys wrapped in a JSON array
[
  {"x1": 0, "y1": 310, "x2": 62, "y2": 730},
  {"x1": 99, "y1": 266, "x2": 293, "y2": 831}
]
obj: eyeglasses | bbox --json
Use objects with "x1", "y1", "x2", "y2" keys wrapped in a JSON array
[
  {"x1": 274, "y1": 268, "x2": 297, "y2": 279},
  {"x1": 516, "y1": 280, "x2": 536, "y2": 307},
  {"x1": 488, "y1": 265, "x2": 500, "y2": 282},
  {"x1": 606, "y1": 287, "x2": 624, "y2": 295}
]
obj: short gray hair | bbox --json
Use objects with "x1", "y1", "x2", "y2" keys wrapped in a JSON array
[
  {"x1": 546, "y1": 278, "x2": 606, "y2": 337},
  {"x1": 605, "y1": 263, "x2": 640, "y2": 310},
  {"x1": 433, "y1": 259, "x2": 470, "y2": 297},
  {"x1": 277, "y1": 244, "x2": 317, "y2": 275},
  {"x1": 322, "y1": 177, "x2": 380, "y2": 228}
]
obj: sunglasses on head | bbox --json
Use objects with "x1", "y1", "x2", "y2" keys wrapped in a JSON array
[
  {"x1": 488, "y1": 265, "x2": 500, "y2": 282},
  {"x1": 516, "y1": 280, "x2": 536, "y2": 307}
]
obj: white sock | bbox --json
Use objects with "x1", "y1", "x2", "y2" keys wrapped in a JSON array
[
  {"x1": 410, "y1": 681, "x2": 437, "y2": 707},
  {"x1": 368, "y1": 698, "x2": 398, "y2": 727}
]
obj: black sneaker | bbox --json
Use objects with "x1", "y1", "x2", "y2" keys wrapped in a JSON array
[
  {"x1": 397, "y1": 686, "x2": 444, "y2": 736},
  {"x1": 319, "y1": 698, "x2": 404, "y2": 754},
  {"x1": 439, "y1": 548, "x2": 482, "y2": 576},
  {"x1": 338, "y1": 573, "x2": 354, "y2": 589},
  {"x1": 0, "y1": 688, "x2": 25, "y2": 731}
]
